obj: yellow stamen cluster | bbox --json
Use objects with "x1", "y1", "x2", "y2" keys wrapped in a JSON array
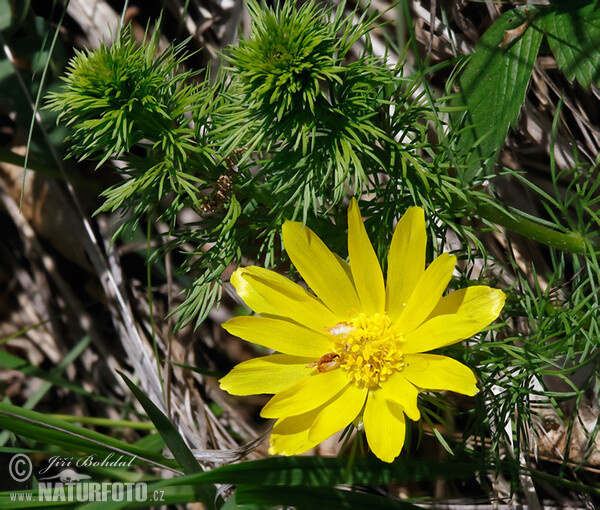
[{"x1": 329, "y1": 313, "x2": 404, "y2": 388}]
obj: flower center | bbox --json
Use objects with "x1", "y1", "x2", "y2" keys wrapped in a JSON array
[{"x1": 326, "y1": 313, "x2": 404, "y2": 389}]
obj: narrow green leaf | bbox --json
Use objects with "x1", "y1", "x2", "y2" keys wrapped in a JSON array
[
  {"x1": 0, "y1": 486, "x2": 198, "y2": 509},
  {"x1": 543, "y1": 3, "x2": 600, "y2": 88},
  {"x1": 0, "y1": 492, "x2": 71, "y2": 508},
  {"x1": 0, "y1": 402, "x2": 174, "y2": 471},
  {"x1": 0, "y1": 447, "x2": 42, "y2": 454},
  {"x1": 116, "y1": 372, "x2": 201, "y2": 475},
  {"x1": 235, "y1": 485, "x2": 422, "y2": 509},
  {"x1": 49, "y1": 415, "x2": 155, "y2": 430},
  {"x1": 0, "y1": 347, "x2": 115, "y2": 405},
  {"x1": 167, "y1": 360, "x2": 224, "y2": 378},
  {"x1": 146, "y1": 455, "x2": 479, "y2": 492},
  {"x1": 453, "y1": 7, "x2": 543, "y2": 179},
  {"x1": 132, "y1": 432, "x2": 165, "y2": 453},
  {"x1": 117, "y1": 372, "x2": 215, "y2": 505}
]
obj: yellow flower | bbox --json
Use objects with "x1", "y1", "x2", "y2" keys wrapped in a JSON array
[{"x1": 220, "y1": 198, "x2": 505, "y2": 463}]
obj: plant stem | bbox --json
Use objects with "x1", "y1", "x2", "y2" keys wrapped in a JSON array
[
  {"x1": 343, "y1": 430, "x2": 359, "y2": 483},
  {"x1": 470, "y1": 198, "x2": 599, "y2": 255},
  {"x1": 50, "y1": 415, "x2": 156, "y2": 430}
]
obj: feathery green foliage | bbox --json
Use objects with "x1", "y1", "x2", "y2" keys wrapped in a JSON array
[
  {"x1": 218, "y1": 0, "x2": 394, "y2": 216},
  {"x1": 230, "y1": 0, "x2": 344, "y2": 118},
  {"x1": 46, "y1": 26, "x2": 217, "y2": 228}
]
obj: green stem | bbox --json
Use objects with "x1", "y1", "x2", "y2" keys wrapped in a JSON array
[
  {"x1": 50, "y1": 415, "x2": 155, "y2": 430},
  {"x1": 525, "y1": 467, "x2": 600, "y2": 497},
  {"x1": 343, "y1": 431, "x2": 359, "y2": 483},
  {"x1": 470, "y1": 199, "x2": 599, "y2": 255}
]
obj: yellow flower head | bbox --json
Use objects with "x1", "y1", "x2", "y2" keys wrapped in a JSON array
[{"x1": 220, "y1": 198, "x2": 505, "y2": 463}]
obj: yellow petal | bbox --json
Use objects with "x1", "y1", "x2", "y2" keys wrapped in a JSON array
[
  {"x1": 269, "y1": 407, "x2": 322, "y2": 456},
  {"x1": 230, "y1": 267, "x2": 279, "y2": 316},
  {"x1": 427, "y1": 286, "x2": 506, "y2": 337},
  {"x1": 334, "y1": 253, "x2": 354, "y2": 285},
  {"x1": 308, "y1": 383, "x2": 367, "y2": 443},
  {"x1": 394, "y1": 253, "x2": 456, "y2": 335},
  {"x1": 282, "y1": 221, "x2": 361, "y2": 318},
  {"x1": 380, "y1": 373, "x2": 420, "y2": 421},
  {"x1": 348, "y1": 198, "x2": 385, "y2": 314},
  {"x1": 402, "y1": 353, "x2": 478, "y2": 396},
  {"x1": 231, "y1": 266, "x2": 338, "y2": 332},
  {"x1": 402, "y1": 314, "x2": 480, "y2": 353},
  {"x1": 219, "y1": 354, "x2": 314, "y2": 396},
  {"x1": 363, "y1": 389, "x2": 406, "y2": 463},
  {"x1": 386, "y1": 207, "x2": 426, "y2": 322},
  {"x1": 260, "y1": 369, "x2": 349, "y2": 418},
  {"x1": 222, "y1": 316, "x2": 330, "y2": 357}
]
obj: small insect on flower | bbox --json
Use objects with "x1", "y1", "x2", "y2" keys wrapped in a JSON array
[
  {"x1": 307, "y1": 353, "x2": 341, "y2": 373},
  {"x1": 219, "y1": 198, "x2": 506, "y2": 463}
]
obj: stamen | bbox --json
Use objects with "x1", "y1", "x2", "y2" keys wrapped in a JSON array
[{"x1": 326, "y1": 313, "x2": 404, "y2": 388}]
